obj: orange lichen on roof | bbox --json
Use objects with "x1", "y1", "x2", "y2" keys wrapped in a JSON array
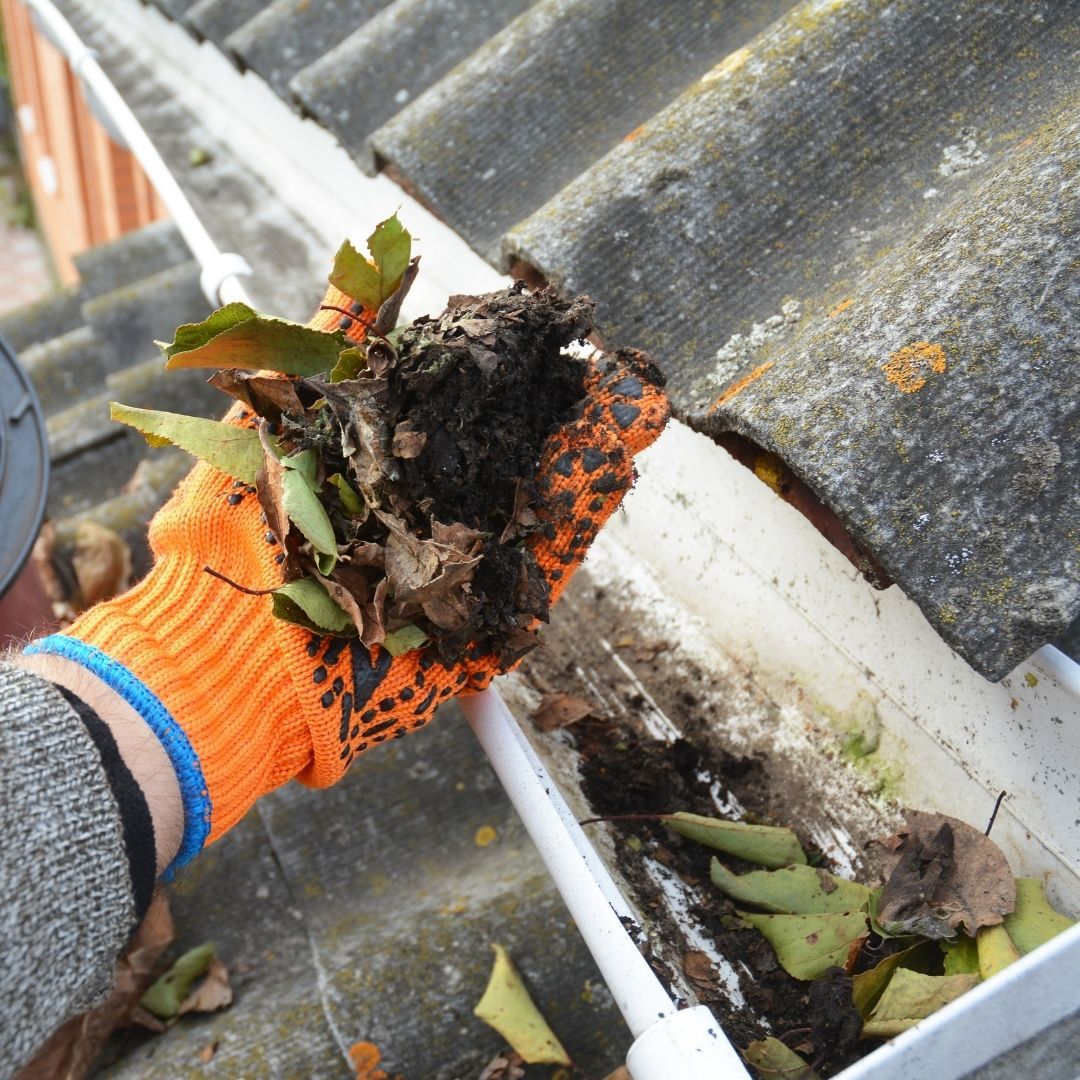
[
  {"x1": 882, "y1": 341, "x2": 946, "y2": 393},
  {"x1": 708, "y1": 361, "x2": 775, "y2": 414},
  {"x1": 349, "y1": 1041, "x2": 402, "y2": 1080},
  {"x1": 828, "y1": 297, "x2": 855, "y2": 318},
  {"x1": 623, "y1": 124, "x2": 646, "y2": 143}
]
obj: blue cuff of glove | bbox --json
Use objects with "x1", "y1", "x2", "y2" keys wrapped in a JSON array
[{"x1": 25, "y1": 635, "x2": 211, "y2": 879}]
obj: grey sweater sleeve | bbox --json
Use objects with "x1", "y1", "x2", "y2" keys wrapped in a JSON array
[{"x1": 0, "y1": 662, "x2": 140, "y2": 1074}]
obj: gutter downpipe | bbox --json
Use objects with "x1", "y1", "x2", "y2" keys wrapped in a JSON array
[
  {"x1": 462, "y1": 687, "x2": 752, "y2": 1078},
  {"x1": 16, "y1": 2, "x2": 752, "y2": 1075},
  {"x1": 21, "y1": 0, "x2": 253, "y2": 309}
]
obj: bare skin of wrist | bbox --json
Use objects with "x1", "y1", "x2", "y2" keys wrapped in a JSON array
[{"x1": 16, "y1": 653, "x2": 183, "y2": 877}]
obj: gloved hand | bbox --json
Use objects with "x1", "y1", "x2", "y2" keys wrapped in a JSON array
[{"x1": 28, "y1": 284, "x2": 668, "y2": 876}]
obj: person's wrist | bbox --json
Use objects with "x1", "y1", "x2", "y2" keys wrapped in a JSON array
[{"x1": 15, "y1": 652, "x2": 183, "y2": 877}]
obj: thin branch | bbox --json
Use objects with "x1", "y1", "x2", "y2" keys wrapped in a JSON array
[
  {"x1": 985, "y1": 790, "x2": 1008, "y2": 836},
  {"x1": 203, "y1": 566, "x2": 277, "y2": 595}
]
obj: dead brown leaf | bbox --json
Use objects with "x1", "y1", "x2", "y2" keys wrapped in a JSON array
[
  {"x1": 602, "y1": 1068, "x2": 631, "y2": 1080},
  {"x1": 478, "y1": 1051, "x2": 526, "y2": 1080},
  {"x1": 72, "y1": 521, "x2": 131, "y2": 608},
  {"x1": 532, "y1": 693, "x2": 595, "y2": 732},
  {"x1": 682, "y1": 950, "x2": 716, "y2": 986},
  {"x1": 391, "y1": 421, "x2": 427, "y2": 459},
  {"x1": 179, "y1": 956, "x2": 232, "y2": 1015},
  {"x1": 256, "y1": 422, "x2": 292, "y2": 550},
  {"x1": 31, "y1": 520, "x2": 76, "y2": 624},
  {"x1": 16, "y1": 896, "x2": 174, "y2": 1079},
  {"x1": 195, "y1": 1040, "x2": 219, "y2": 1063},
  {"x1": 209, "y1": 371, "x2": 305, "y2": 421},
  {"x1": 874, "y1": 810, "x2": 1016, "y2": 938}
]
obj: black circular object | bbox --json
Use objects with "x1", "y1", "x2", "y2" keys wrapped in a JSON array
[{"x1": 0, "y1": 333, "x2": 48, "y2": 596}]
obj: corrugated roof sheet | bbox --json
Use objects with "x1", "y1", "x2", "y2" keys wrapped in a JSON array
[{"x1": 72, "y1": 0, "x2": 1079, "y2": 678}]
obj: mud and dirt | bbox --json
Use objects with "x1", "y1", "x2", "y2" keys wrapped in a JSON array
[
  {"x1": 509, "y1": 572, "x2": 905, "y2": 1078},
  {"x1": 241, "y1": 285, "x2": 595, "y2": 663}
]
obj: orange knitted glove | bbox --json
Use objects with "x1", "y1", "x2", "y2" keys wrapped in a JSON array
[{"x1": 28, "y1": 285, "x2": 668, "y2": 875}]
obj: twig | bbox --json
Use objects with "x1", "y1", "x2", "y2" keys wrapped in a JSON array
[
  {"x1": 985, "y1": 790, "x2": 1008, "y2": 836},
  {"x1": 578, "y1": 813, "x2": 670, "y2": 826},
  {"x1": 318, "y1": 303, "x2": 393, "y2": 345},
  {"x1": 203, "y1": 566, "x2": 276, "y2": 595}
]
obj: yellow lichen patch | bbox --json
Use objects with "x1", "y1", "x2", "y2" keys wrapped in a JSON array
[
  {"x1": 474, "y1": 825, "x2": 498, "y2": 847},
  {"x1": 828, "y1": 297, "x2": 855, "y2": 318},
  {"x1": 882, "y1": 341, "x2": 946, "y2": 393},
  {"x1": 702, "y1": 45, "x2": 751, "y2": 82},
  {"x1": 753, "y1": 452, "x2": 788, "y2": 493},
  {"x1": 622, "y1": 124, "x2": 646, "y2": 143},
  {"x1": 708, "y1": 361, "x2": 775, "y2": 414},
  {"x1": 1024, "y1": 672, "x2": 1039, "y2": 688}
]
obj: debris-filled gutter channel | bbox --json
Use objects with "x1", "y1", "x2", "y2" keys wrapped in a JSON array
[{"x1": 31, "y1": 0, "x2": 1080, "y2": 1074}]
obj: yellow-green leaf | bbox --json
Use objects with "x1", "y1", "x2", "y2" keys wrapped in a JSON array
[
  {"x1": 711, "y1": 859, "x2": 869, "y2": 914},
  {"x1": 382, "y1": 624, "x2": 429, "y2": 657},
  {"x1": 330, "y1": 214, "x2": 412, "y2": 312},
  {"x1": 272, "y1": 577, "x2": 354, "y2": 635},
  {"x1": 852, "y1": 941, "x2": 940, "y2": 1017},
  {"x1": 159, "y1": 304, "x2": 344, "y2": 376},
  {"x1": 1004, "y1": 878, "x2": 1075, "y2": 956},
  {"x1": 742, "y1": 910, "x2": 869, "y2": 980},
  {"x1": 110, "y1": 402, "x2": 265, "y2": 484},
  {"x1": 330, "y1": 346, "x2": 367, "y2": 383},
  {"x1": 742, "y1": 1037, "x2": 821, "y2": 1079},
  {"x1": 282, "y1": 468, "x2": 337, "y2": 555},
  {"x1": 280, "y1": 447, "x2": 321, "y2": 490},
  {"x1": 474, "y1": 944, "x2": 570, "y2": 1066},
  {"x1": 861, "y1": 969, "x2": 979, "y2": 1039},
  {"x1": 666, "y1": 812, "x2": 806, "y2": 868},
  {"x1": 140, "y1": 943, "x2": 215, "y2": 1019},
  {"x1": 940, "y1": 935, "x2": 979, "y2": 976},
  {"x1": 977, "y1": 923, "x2": 1019, "y2": 980},
  {"x1": 366, "y1": 213, "x2": 412, "y2": 296},
  {"x1": 328, "y1": 472, "x2": 365, "y2": 515}
]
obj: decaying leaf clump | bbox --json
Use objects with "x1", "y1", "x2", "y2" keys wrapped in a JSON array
[
  {"x1": 114, "y1": 216, "x2": 605, "y2": 664},
  {"x1": 261, "y1": 283, "x2": 593, "y2": 663}
]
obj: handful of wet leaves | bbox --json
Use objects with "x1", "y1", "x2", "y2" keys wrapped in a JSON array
[{"x1": 113, "y1": 216, "x2": 595, "y2": 664}]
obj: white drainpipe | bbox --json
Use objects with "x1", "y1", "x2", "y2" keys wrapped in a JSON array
[{"x1": 22, "y1": 0, "x2": 253, "y2": 309}]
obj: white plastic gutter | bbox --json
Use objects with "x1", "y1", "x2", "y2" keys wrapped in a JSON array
[
  {"x1": 19, "y1": 2, "x2": 752, "y2": 1075},
  {"x1": 21, "y1": 0, "x2": 254, "y2": 309},
  {"x1": 463, "y1": 687, "x2": 752, "y2": 1078}
]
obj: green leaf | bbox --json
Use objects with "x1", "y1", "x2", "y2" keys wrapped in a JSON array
[
  {"x1": 282, "y1": 468, "x2": 337, "y2": 555},
  {"x1": 329, "y1": 346, "x2": 367, "y2": 383},
  {"x1": 328, "y1": 472, "x2": 365, "y2": 515},
  {"x1": 382, "y1": 624, "x2": 429, "y2": 657},
  {"x1": 742, "y1": 911, "x2": 869, "y2": 980},
  {"x1": 329, "y1": 214, "x2": 412, "y2": 311},
  {"x1": 977, "y1": 923, "x2": 1019, "y2": 980},
  {"x1": 281, "y1": 447, "x2": 321, "y2": 490},
  {"x1": 474, "y1": 943, "x2": 570, "y2": 1066},
  {"x1": 1004, "y1": 878, "x2": 1075, "y2": 955},
  {"x1": 271, "y1": 577, "x2": 354, "y2": 635},
  {"x1": 711, "y1": 859, "x2": 870, "y2": 914},
  {"x1": 741, "y1": 1037, "x2": 821, "y2": 1079},
  {"x1": 852, "y1": 941, "x2": 940, "y2": 1017},
  {"x1": 666, "y1": 811, "x2": 806, "y2": 868},
  {"x1": 110, "y1": 402, "x2": 266, "y2": 484},
  {"x1": 940, "y1": 934, "x2": 979, "y2": 976},
  {"x1": 315, "y1": 551, "x2": 338, "y2": 576},
  {"x1": 140, "y1": 943, "x2": 215, "y2": 1019},
  {"x1": 366, "y1": 213, "x2": 412, "y2": 296},
  {"x1": 861, "y1": 969, "x2": 980, "y2": 1039},
  {"x1": 159, "y1": 304, "x2": 345, "y2": 376}
]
